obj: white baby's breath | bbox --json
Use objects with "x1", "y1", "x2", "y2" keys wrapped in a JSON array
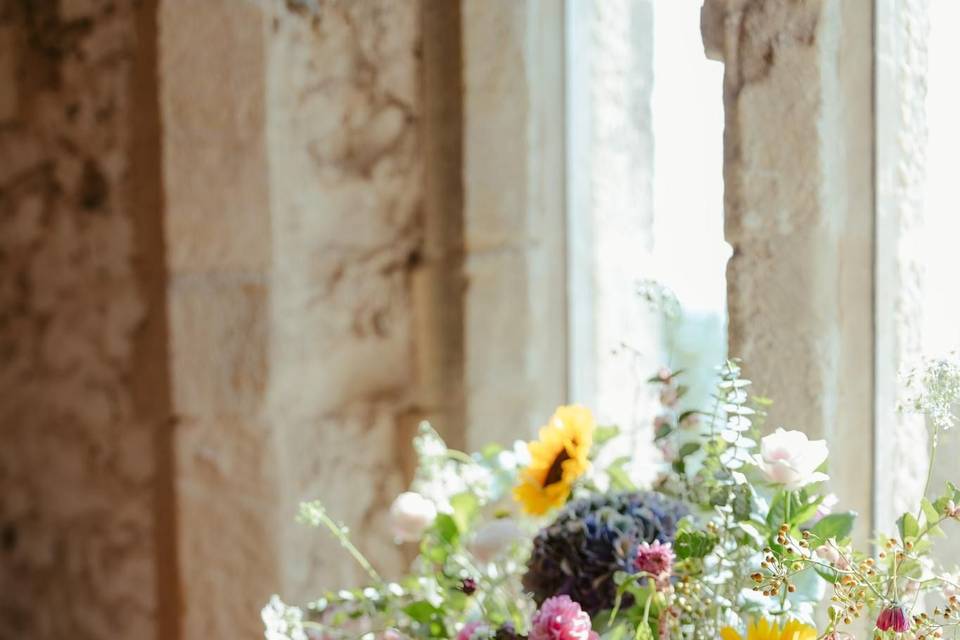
[
  {"x1": 262, "y1": 596, "x2": 308, "y2": 640},
  {"x1": 903, "y1": 354, "x2": 960, "y2": 433}
]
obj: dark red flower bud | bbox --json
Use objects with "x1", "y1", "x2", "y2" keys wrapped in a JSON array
[
  {"x1": 876, "y1": 606, "x2": 910, "y2": 633},
  {"x1": 460, "y1": 577, "x2": 477, "y2": 595}
]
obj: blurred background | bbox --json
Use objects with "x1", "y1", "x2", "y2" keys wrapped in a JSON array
[{"x1": 0, "y1": 0, "x2": 957, "y2": 638}]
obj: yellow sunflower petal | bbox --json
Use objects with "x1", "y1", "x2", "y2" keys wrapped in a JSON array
[
  {"x1": 721, "y1": 627, "x2": 743, "y2": 640},
  {"x1": 779, "y1": 621, "x2": 817, "y2": 640},
  {"x1": 513, "y1": 405, "x2": 596, "y2": 515}
]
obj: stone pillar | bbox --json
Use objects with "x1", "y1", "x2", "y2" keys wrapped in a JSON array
[
  {"x1": 160, "y1": 2, "x2": 280, "y2": 636},
  {"x1": 262, "y1": 0, "x2": 425, "y2": 601},
  {"x1": 702, "y1": 0, "x2": 875, "y2": 540},
  {"x1": 0, "y1": 1, "x2": 169, "y2": 638},
  {"x1": 565, "y1": 0, "x2": 663, "y2": 480},
  {"x1": 874, "y1": 0, "x2": 929, "y2": 532},
  {"x1": 460, "y1": 0, "x2": 568, "y2": 446},
  {"x1": 160, "y1": 0, "x2": 428, "y2": 635}
]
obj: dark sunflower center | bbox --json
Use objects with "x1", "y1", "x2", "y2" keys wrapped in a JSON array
[{"x1": 543, "y1": 447, "x2": 571, "y2": 487}]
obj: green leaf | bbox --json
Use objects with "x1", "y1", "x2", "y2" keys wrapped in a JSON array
[
  {"x1": 766, "y1": 491, "x2": 788, "y2": 529},
  {"x1": 767, "y1": 491, "x2": 823, "y2": 529},
  {"x1": 790, "y1": 497, "x2": 824, "y2": 526},
  {"x1": 599, "y1": 621, "x2": 629, "y2": 640},
  {"x1": 731, "y1": 484, "x2": 755, "y2": 522},
  {"x1": 450, "y1": 493, "x2": 478, "y2": 533},
  {"x1": 922, "y1": 498, "x2": 941, "y2": 525},
  {"x1": 898, "y1": 512, "x2": 920, "y2": 541},
  {"x1": 646, "y1": 369, "x2": 685, "y2": 384},
  {"x1": 403, "y1": 600, "x2": 442, "y2": 623},
  {"x1": 594, "y1": 425, "x2": 621, "y2": 445},
  {"x1": 948, "y1": 481, "x2": 960, "y2": 501},
  {"x1": 433, "y1": 513, "x2": 460, "y2": 544},
  {"x1": 654, "y1": 423, "x2": 673, "y2": 441},
  {"x1": 809, "y1": 512, "x2": 856, "y2": 542},
  {"x1": 608, "y1": 457, "x2": 637, "y2": 491},
  {"x1": 635, "y1": 623, "x2": 654, "y2": 640},
  {"x1": 678, "y1": 443, "x2": 701, "y2": 458},
  {"x1": 674, "y1": 530, "x2": 718, "y2": 559},
  {"x1": 935, "y1": 496, "x2": 952, "y2": 514}
]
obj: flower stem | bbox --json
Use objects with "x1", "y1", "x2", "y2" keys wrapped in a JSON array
[
  {"x1": 298, "y1": 501, "x2": 383, "y2": 584},
  {"x1": 918, "y1": 421, "x2": 942, "y2": 522}
]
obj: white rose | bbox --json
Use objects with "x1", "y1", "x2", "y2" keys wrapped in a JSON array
[
  {"x1": 389, "y1": 492, "x2": 437, "y2": 543},
  {"x1": 757, "y1": 428, "x2": 829, "y2": 490},
  {"x1": 468, "y1": 518, "x2": 525, "y2": 563}
]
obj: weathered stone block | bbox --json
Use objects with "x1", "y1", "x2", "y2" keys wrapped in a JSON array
[
  {"x1": 167, "y1": 274, "x2": 268, "y2": 419},
  {"x1": 160, "y1": 0, "x2": 271, "y2": 274}
]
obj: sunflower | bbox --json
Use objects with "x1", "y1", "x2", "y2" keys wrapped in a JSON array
[
  {"x1": 513, "y1": 405, "x2": 595, "y2": 515},
  {"x1": 721, "y1": 619, "x2": 817, "y2": 640}
]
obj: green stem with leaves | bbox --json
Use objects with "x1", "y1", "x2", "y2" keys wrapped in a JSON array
[{"x1": 299, "y1": 501, "x2": 383, "y2": 585}]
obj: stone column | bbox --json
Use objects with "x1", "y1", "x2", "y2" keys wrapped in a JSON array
[
  {"x1": 460, "y1": 0, "x2": 568, "y2": 446},
  {"x1": 702, "y1": 0, "x2": 875, "y2": 540},
  {"x1": 160, "y1": 2, "x2": 281, "y2": 636},
  {"x1": 0, "y1": 1, "x2": 169, "y2": 638},
  {"x1": 160, "y1": 0, "x2": 425, "y2": 635},
  {"x1": 262, "y1": 0, "x2": 425, "y2": 602}
]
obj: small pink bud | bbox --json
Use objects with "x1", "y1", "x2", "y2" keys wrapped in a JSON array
[{"x1": 659, "y1": 385, "x2": 678, "y2": 408}]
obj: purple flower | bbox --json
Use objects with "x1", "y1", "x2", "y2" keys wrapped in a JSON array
[
  {"x1": 876, "y1": 606, "x2": 910, "y2": 633},
  {"x1": 529, "y1": 596, "x2": 599, "y2": 640}
]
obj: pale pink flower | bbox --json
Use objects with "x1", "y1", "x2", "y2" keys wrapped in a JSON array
[
  {"x1": 529, "y1": 596, "x2": 599, "y2": 640},
  {"x1": 809, "y1": 493, "x2": 839, "y2": 525},
  {"x1": 657, "y1": 440, "x2": 677, "y2": 463},
  {"x1": 634, "y1": 541, "x2": 675, "y2": 578},
  {"x1": 634, "y1": 541, "x2": 675, "y2": 590},
  {"x1": 389, "y1": 492, "x2": 437, "y2": 542},
  {"x1": 815, "y1": 541, "x2": 850, "y2": 570},
  {"x1": 942, "y1": 572, "x2": 960, "y2": 600},
  {"x1": 469, "y1": 519, "x2": 524, "y2": 563},
  {"x1": 457, "y1": 621, "x2": 490, "y2": 640},
  {"x1": 757, "y1": 428, "x2": 829, "y2": 489},
  {"x1": 659, "y1": 385, "x2": 679, "y2": 408}
]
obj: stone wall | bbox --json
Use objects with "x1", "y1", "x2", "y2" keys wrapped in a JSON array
[
  {"x1": 0, "y1": 1, "x2": 168, "y2": 638},
  {"x1": 0, "y1": 0, "x2": 566, "y2": 637},
  {"x1": 1, "y1": 1, "x2": 944, "y2": 638}
]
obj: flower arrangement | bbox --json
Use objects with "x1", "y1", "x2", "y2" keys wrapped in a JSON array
[{"x1": 264, "y1": 358, "x2": 960, "y2": 640}]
